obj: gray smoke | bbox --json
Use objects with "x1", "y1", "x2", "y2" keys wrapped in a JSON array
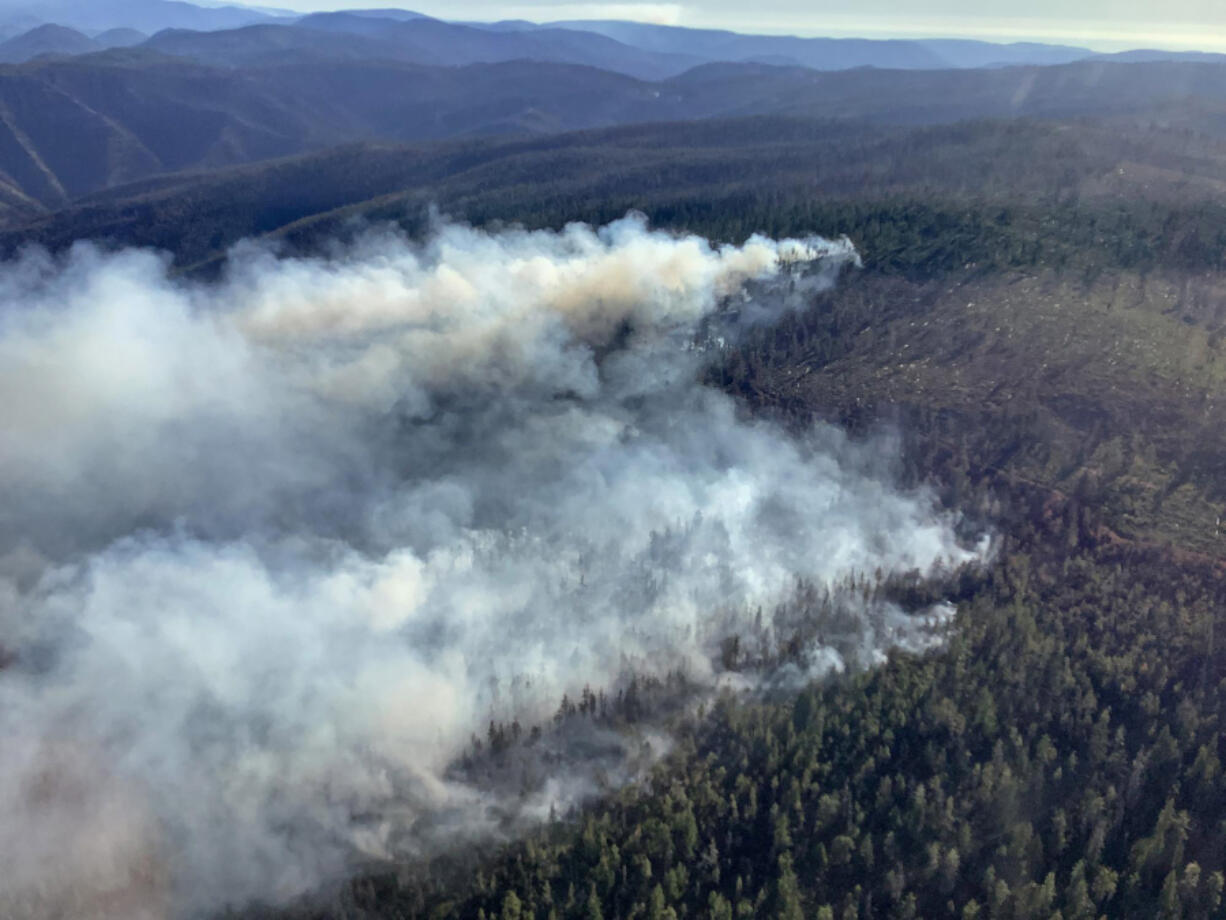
[{"x1": 0, "y1": 215, "x2": 979, "y2": 917}]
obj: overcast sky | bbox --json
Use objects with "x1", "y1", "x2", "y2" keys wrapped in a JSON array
[{"x1": 247, "y1": 0, "x2": 1226, "y2": 51}]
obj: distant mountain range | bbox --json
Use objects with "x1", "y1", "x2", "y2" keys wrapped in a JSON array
[
  {"x1": 490, "y1": 20, "x2": 1098, "y2": 70},
  {"x1": 0, "y1": 0, "x2": 282, "y2": 38},
  {"x1": 0, "y1": 48, "x2": 1224, "y2": 220},
  {"x1": 0, "y1": 23, "x2": 147, "y2": 62},
  {"x1": 0, "y1": 1, "x2": 1221, "y2": 226},
  {"x1": 1, "y1": 2, "x2": 1224, "y2": 74}
]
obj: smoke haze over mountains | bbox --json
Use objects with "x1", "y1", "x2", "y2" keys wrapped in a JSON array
[{"x1": 0, "y1": 216, "x2": 981, "y2": 917}]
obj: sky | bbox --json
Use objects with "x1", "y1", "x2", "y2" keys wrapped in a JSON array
[{"x1": 246, "y1": 0, "x2": 1226, "y2": 52}]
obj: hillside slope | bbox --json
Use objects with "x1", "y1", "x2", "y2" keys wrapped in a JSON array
[
  {"x1": 9, "y1": 112, "x2": 1226, "y2": 270},
  {"x1": 3, "y1": 55, "x2": 1226, "y2": 219},
  {"x1": 194, "y1": 102, "x2": 1226, "y2": 920}
]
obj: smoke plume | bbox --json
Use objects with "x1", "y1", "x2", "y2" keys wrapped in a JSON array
[{"x1": 0, "y1": 215, "x2": 978, "y2": 917}]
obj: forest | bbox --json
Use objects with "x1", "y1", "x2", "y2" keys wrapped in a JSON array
[
  {"x1": 148, "y1": 103, "x2": 1226, "y2": 920},
  {"x1": 7, "y1": 29, "x2": 1226, "y2": 913}
]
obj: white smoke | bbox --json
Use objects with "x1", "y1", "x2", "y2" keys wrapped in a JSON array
[{"x1": 0, "y1": 215, "x2": 976, "y2": 917}]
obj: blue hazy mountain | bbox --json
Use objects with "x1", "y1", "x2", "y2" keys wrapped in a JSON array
[
  {"x1": 487, "y1": 18, "x2": 1096, "y2": 70},
  {"x1": 0, "y1": 0, "x2": 284, "y2": 37}
]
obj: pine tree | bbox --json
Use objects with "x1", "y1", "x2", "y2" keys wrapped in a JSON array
[
  {"x1": 500, "y1": 891, "x2": 522, "y2": 920},
  {"x1": 770, "y1": 853, "x2": 804, "y2": 920}
]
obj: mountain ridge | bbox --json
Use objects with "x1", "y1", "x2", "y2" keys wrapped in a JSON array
[{"x1": 2, "y1": 54, "x2": 1226, "y2": 213}]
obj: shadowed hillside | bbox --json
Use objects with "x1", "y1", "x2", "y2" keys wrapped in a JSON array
[
  {"x1": 1, "y1": 54, "x2": 1226, "y2": 213},
  {"x1": 9, "y1": 112, "x2": 1226, "y2": 269}
]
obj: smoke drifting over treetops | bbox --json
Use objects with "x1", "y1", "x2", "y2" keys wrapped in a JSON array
[{"x1": 0, "y1": 215, "x2": 981, "y2": 917}]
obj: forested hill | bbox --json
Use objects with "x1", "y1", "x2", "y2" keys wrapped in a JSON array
[
  {"x1": 9, "y1": 112, "x2": 1226, "y2": 270},
  {"x1": 2, "y1": 54, "x2": 1226, "y2": 217},
  {"x1": 211, "y1": 118, "x2": 1226, "y2": 920},
  {"x1": 66, "y1": 88, "x2": 1211, "y2": 919}
]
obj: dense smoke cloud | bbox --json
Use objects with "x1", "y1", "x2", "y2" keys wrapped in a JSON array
[{"x1": 0, "y1": 216, "x2": 977, "y2": 917}]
